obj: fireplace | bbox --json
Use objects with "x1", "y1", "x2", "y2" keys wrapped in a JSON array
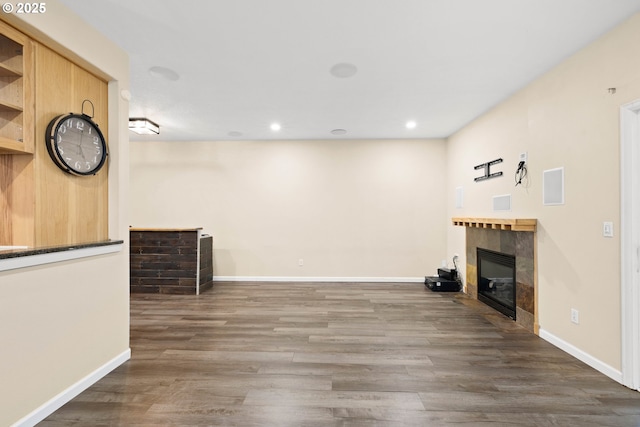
[
  {"x1": 453, "y1": 217, "x2": 536, "y2": 332},
  {"x1": 477, "y1": 248, "x2": 516, "y2": 320}
]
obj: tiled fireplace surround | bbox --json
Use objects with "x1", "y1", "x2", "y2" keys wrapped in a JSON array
[{"x1": 454, "y1": 218, "x2": 537, "y2": 333}]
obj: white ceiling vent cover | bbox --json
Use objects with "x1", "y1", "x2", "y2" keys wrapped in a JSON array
[{"x1": 493, "y1": 194, "x2": 512, "y2": 212}]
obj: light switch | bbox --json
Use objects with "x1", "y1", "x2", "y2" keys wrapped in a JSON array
[{"x1": 603, "y1": 221, "x2": 614, "y2": 238}]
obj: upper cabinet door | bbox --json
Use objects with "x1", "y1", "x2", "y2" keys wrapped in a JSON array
[{"x1": 0, "y1": 20, "x2": 34, "y2": 154}]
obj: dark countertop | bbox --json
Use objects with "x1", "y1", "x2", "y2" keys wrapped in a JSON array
[
  {"x1": 0, "y1": 240, "x2": 124, "y2": 260},
  {"x1": 129, "y1": 228, "x2": 202, "y2": 232}
]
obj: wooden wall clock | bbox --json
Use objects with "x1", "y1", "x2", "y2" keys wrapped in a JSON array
[{"x1": 45, "y1": 111, "x2": 108, "y2": 176}]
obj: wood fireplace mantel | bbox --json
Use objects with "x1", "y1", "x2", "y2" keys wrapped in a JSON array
[{"x1": 452, "y1": 217, "x2": 537, "y2": 232}]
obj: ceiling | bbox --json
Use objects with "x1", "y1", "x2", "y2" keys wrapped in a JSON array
[{"x1": 59, "y1": 0, "x2": 640, "y2": 142}]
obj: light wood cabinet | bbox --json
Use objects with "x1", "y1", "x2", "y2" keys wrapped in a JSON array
[
  {"x1": 0, "y1": 18, "x2": 108, "y2": 247},
  {"x1": 0, "y1": 21, "x2": 35, "y2": 246},
  {"x1": 34, "y1": 44, "x2": 109, "y2": 246},
  {"x1": 0, "y1": 20, "x2": 34, "y2": 154}
]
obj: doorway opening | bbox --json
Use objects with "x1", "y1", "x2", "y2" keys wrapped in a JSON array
[{"x1": 620, "y1": 99, "x2": 640, "y2": 391}]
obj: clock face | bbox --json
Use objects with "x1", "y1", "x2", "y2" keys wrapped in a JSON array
[{"x1": 46, "y1": 114, "x2": 108, "y2": 176}]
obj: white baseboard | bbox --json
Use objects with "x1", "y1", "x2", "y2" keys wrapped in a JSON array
[
  {"x1": 12, "y1": 348, "x2": 131, "y2": 427},
  {"x1": 539, "y1": 328, "x2": 623, "y2": 384},
  {"x1": 212, "y1": 276, "x2": 425, "y2": 283}
]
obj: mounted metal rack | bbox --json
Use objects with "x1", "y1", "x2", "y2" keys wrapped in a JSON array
[{"x1": 474, "y1": 158, "x2": 503, "y2": 182}]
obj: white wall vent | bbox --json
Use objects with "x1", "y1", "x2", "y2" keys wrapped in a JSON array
[
  {"x1": 543, "y1": 167, "x2": 565, "y2": 205},
  {"x1": 493, "y1": 194, "x2": 512, "y2": 211},
  {"x1": 455, "y1": 186, "x2": 464, "y2": 209}
]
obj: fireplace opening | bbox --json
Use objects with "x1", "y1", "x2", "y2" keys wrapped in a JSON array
[{"x1": 477, "y1": 248, "x2": 516, "y2": 320}]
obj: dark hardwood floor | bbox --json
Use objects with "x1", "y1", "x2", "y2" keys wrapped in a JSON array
[{"x1": 41, "y1": 282, "x2": 640, "y2": 426}]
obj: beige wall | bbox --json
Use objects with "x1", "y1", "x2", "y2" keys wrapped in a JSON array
[
  {"x1": 0, "y1": 254, "x2": 129, "y2": 425},
  {"x1": 0, "y1": 2, "x2": 130, "y2": 425},
  {"x1": 130, "y1": 138, "x2": 447, "y2": 279},
  {"x1": 1, "y1": 4, "x2": 637, "y2": 425},
  {"x1": 447, "y1": 13, "x2": 640, "y2": 370}
]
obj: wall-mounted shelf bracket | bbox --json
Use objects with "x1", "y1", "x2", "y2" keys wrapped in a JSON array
[{"x1": 474, "y1": 158, "x2": 503, "y2": 182}]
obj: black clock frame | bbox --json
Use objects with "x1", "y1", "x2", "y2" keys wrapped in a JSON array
[{"x1": 45, "y1": 113, "x2": 108, "y2": 176}]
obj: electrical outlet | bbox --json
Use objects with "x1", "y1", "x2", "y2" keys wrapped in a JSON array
[
  {"x1": 298, "y1": 259, "x2": 304, "y2": 266},
  {"x1": 571, "y1": 308, "x2": 579, "y2": 324},
  {"x1": 441, "y1": 259, "x2": 447, "y2": 267},
  {"x1": 603, "y1": 221, "x2": 614, "y2": 238},
  {"x1": 519, "y1": 152, "x2": 528, "y2": 163}
]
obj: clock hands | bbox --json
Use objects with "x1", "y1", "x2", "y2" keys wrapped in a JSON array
[{"x1": 78, "y1": 128, "x2": 86, "y2": 160}]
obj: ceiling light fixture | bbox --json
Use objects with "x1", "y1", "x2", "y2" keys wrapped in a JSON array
[
  {"x1": 405, "y1": 120, "x2": 417, "y2": 129},
  {"x1": 148, "y1": 66, "x2": 180, "y2": 82},
  {"x1": 270, "y1": 123, "x2": 281, "y2": 131},
  {"x1": 330, "y1": 62, "x2": 358, "y2": 78},
  {"x1": 129, "y1": 117, "x2": 160, "y2": 135}
]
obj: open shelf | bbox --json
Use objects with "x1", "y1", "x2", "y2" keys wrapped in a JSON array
[
  {"x1": 0, "y1": 61, "x2": 22, "y2": 78},
  {"x1": 452, "y1": 217, "x2": 537, "y2": 232},
  {"x1": 0, "y1": 99, "x2": 23, "y2": 112},
  {"x1": 0, "y1": 136, "x2": 26, "y2": 154}
]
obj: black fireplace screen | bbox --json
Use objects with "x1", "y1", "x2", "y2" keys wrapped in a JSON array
[{"x1": 477, "y1": 248, "x2": 516, "y2": 320}]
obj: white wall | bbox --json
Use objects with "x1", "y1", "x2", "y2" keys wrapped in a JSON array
[
  {"x1": 447, "y1": 13, "x2": 640, "y2": 372},
  {"x1": 0, "y1": 2, "x2": 130, "y2": 425},
  {"x1": 130, "y1": 138, "x2": 447, "y2": 279}
]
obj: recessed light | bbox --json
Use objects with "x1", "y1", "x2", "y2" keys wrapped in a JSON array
[
  {"x1": 405, "y1": 120, "x2": 417, "y2": 129},
  {"x1": 330, "y1": 63, "x2": 358, "y2": 78},
  {"x1": 228, "y1": 131, "x2": 243, "y2": 137},
  {"x1": 148, "y1": 66, "x2": 180, "y2": 82},
  {"x1": 270, "y1": 123, "x2": 281, "y2": 131},
  {"x1": 331, "y1": 129, "x2": 347, "y2": 135}
]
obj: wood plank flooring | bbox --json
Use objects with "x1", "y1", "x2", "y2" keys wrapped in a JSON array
[{"x1": 41, "y1": 282, "x2": 640, "y2": 426}]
